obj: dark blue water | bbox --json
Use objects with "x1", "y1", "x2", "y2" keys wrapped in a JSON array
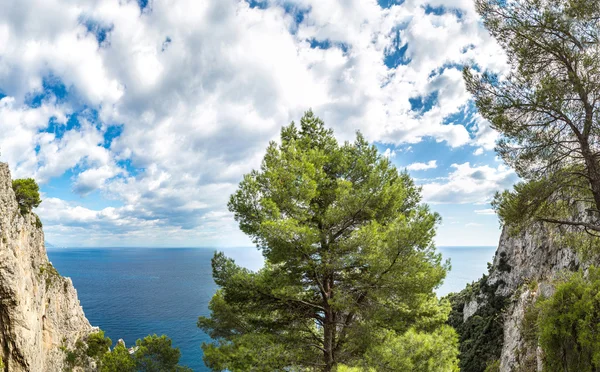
[{"x1": 47, "y1": 246, "x2": 495, "y2": 371}]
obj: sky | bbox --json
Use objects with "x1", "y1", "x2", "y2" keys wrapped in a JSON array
[{"x1": 0, "y1": 0, "x2": 517, "y2": 248}]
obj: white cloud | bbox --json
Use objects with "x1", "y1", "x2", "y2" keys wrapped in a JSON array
[
  {"x1": 475, "y1": 208, "x2": 496, "y2": 215},
  {"x1": 422, "y1": 162, "x2": 517, "y2": 204},
  {"x1": 0, "y1": 0, "x2": 509, "y2": 245},
  {"x1": 473, "y1": 147, "x2": 484, "y2": 156},
  {"x1": 471, "y1": 115, "x2": 499, "y2": 150},
  {"x1": 465, "y1": 222, "x2": 483, "y2": 227},
  {"x1": 383, "y1": 148, "x2": 396, "y2": 158},
  {"x1": 406, "y1": 160, "x2": 437, "y2": 171}
]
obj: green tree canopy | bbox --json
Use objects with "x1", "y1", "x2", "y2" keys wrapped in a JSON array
[
  {"x1": 101, "y1": 344, "x2": 136, "y2": 372},
  {"x1": 528, "y1": 267, "x2": 600, "y2": 371},
  {"x1": 12, "y1": 178, "x2": 42, "y2": 214},
  {"x1": 134, "y1": 334, "x2": 191, "y2": 372},
  {"x1": 465, "y1": 0, "x2": 600, "y2": 237},
  {"x1": 198, "y1": 111, "x2": 455, "y2": 371}
]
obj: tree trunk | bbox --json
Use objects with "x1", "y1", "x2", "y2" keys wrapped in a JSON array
[
  {"x1": 581, "y1": 140, "x2": 600, "y2": 214},
  {"x1": 323, "y1": 310, "x2": 334, "y2": 372},
  {"x1": 322, "y1": 275, "x2": 335, "y2": 372}
]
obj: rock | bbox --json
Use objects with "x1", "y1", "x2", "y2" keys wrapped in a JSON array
[
  {"x1": 463, "y1": 299, "x2": 480, "y2": 322},
  {"x1": 449, "y1": 219, "x2": 586, "y2": 372},
  {"x1": 0, "y1": 163, "x2": 95, "y2": 371},
  {"x1": 491, "y1": 225, "x2": 578, "y2": 371}
]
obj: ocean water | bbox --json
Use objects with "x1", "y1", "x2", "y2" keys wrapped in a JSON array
[{"x1": 47, "y1": 245, "x2": 496, "y2": 371}]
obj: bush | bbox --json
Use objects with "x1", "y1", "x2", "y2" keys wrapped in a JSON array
[
  {"x1": 86, "y1": 331, "x2": 112, "y2": 360},
  {"x1": 12, "y1": 178, "x2": 42, "y2": 214},
  {"x1": 135, "y1": 334, "x2": 192, "y2": 372},
  {"x1": 101, "y1": 344, "x2": 135, "y2": 372},
  {"x1": 534, "y1": 267, "x2": 600, "y2": 371},
  {"x1": 364, "y1": 326, "x2": 460, "y2": 371},
  {"x1": 446, "y1": 274, "x2": 508, "y2": 372}
]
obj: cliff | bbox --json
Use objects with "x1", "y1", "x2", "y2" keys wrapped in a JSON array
[
  {"x1": 448, "y1": 221, "x2": 581, "y2": 372},
  {"x1": 0, "y1": 163, "x2": 95, "y2": 371}
]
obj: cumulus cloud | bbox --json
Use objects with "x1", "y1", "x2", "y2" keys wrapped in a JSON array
[
  {"x1": 406, "y1": 160, "x2": 437, "y2": 171},
  {"x1": 422, "y1": 162, "x2": 517, "y2": 204},
  {"x1": 383, "y1": 148, "x2": 396, "y2": 158},
  {"x1": 0, "y1": 0, "x2": 509, "y2": 245}
]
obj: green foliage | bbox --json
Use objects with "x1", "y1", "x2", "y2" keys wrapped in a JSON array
[
  {"x1": 35, "y1": 214, "x2": 43, "y2": 228},
  {"x1": 362, "y1": 326, "x2": 459, "y2": 372},
  {"x1": 514, "y1": 293, "x2": 540, "y2": 372},
  {"x1": 134, "y1": 334, "x2": 192, "y2": 372},
  {"x1": 467, "y1": 0, "x2": 600, "y2": 238},
  {"x1": 101, "y1": 344, "x2": 135, "y2": 372},
  {"x1": 40, "y1": 263, "x2": 61, "y2": 289},
  {"x1": 335, "y1": 366, "x2": 374, "y2": 372},
  {"x1": 64, "y1": 332, "x2": 188, "y2": 372},
  {"x1": 0, "y1": 356, "x2": 4, "y2": 370},
  {"x1": 483, "y1": 360, "x2": 500, "y2": 372},
  {"x1": 86, "y1": 331, "x2": 112, "y2": 360},
  {"x1": 446, "y1": 273, "x2": 508, "y2": 372},
  {"x1": 199, "y1": 111, "x2": 454, "y2": 371},
  {"x1": 534, "y1": 267, "x2": 600, "y2": 371},
  {"x1": 12, "y1": 178, "x2": 42, "y2": 214},
  {"x1": 63, "y1": 339, "x2": 87, "y2": 371}
]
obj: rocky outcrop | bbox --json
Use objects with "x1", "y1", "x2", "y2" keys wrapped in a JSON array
[
  {"x1": 448, "y1": 222, "x2": 584, "y2": 372},
  {"x1": 489, "y1": 227, "x2": 578, "y2": 371},
  {"x1": 0, "y1": 163, "x2": 95, "y2": 372}
]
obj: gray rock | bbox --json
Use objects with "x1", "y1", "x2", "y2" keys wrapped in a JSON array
[
  {"x1": 0, "y1": 163, "x2": 95, "y2": 371},
  {"x1": 481, "y1": 222, "x2": 584, "y2": 371}
]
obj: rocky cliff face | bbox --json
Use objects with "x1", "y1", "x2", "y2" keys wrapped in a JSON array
[
  {"x1": 489, "y1": 226, "x2": 579, "y2": 371},
  {"x1": 449, "y1": 222, "x2": 582, "y2": 372},
  {"x1": 0, "y1": 163, "x2": 95, "y2": 372}
]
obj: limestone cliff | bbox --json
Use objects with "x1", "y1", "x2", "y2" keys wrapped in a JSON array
[
  {"x1": 0, "y1": 163, "x2": 95, "y2": 372},
  {"x1": 448, "y1": 222, "x2": 582, "y2": 372}
]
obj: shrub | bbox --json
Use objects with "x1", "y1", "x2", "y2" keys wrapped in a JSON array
[
  {"x1": 86, "y1": 331, "x2": 112, "y2": 360},
  {"x1": 12, "y1": 178, "x2": 41, "y2": 214},
  {"x1": 535, "y1": 267, "x2": 600, "y2": 371},
  {"x1": 101, "y1": 344, "x2": 135, "y2": 372}
]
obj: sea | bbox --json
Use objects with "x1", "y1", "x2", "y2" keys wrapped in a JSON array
[{"x1": 47, "y1": 246, "x2": 496, "y2": 372}]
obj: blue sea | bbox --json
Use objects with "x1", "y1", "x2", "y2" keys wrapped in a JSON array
[{"x1": 47, "y1": 246, "x2": 496, "y2": 371}]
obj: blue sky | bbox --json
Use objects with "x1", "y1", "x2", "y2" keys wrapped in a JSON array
[{"x1": 0, "y1": 0, "x2": 513, "y2": 247}]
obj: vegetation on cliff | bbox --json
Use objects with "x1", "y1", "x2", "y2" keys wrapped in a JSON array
[
  {"x1": 198, "y1": 111, "x2": 457, "y2": 371},
  {"x1": 446, "y1": 264, "x2": 509, "y2": 372},
  {"x1": 62, "y1": 332, "x2": 191, "y2": 372},
  {"x1": 521, "y1": 267, "x2": 600, "y2": 371},
  {"x1": 11, "y1": 178, "x2": 41, "y2": 215}
]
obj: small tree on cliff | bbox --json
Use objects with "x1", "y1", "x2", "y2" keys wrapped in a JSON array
[
  {"x1": 198, "y1": 111, "x2": 457, "y2": 371},
  {"x1": 12, "y1": 178, "x2": 42, "y2": 214},
  {"x1": 465, "y1": 0, "x2": 600, "y2": 239}
]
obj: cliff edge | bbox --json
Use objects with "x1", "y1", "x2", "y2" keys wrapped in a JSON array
[
  {"x1": 0, "y1": 163, "x2": 95, "y2": 371},
  {"x1": 448, "y1": 221, "x2": 581, "y2": 372}
]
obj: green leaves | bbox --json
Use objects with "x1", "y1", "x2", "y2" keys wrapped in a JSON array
[
  {"x1": 95, "y1": 334, "x2": 189, "y2": 372},
  {"x1": 86, "y1": 331, "x2": 112, "y2": 360},
  {"x1": 101, "y1": 344, "x2": 135, "y2": 372},
  {"x1": 12, "y1": 178, "x2": 42, "y2": 215},
  {"x1": 134, "y1": 334, "x2": 190, "y2": 372},
  {"x1": 527, "y1": 267, "x2": 600, "y2": 371},
  {"x1": 363, "y1": 326, "x2": 460, "y2": 372},
  {"x1": 202, "y1": 111, "x2": 456, "y2": 371}
]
